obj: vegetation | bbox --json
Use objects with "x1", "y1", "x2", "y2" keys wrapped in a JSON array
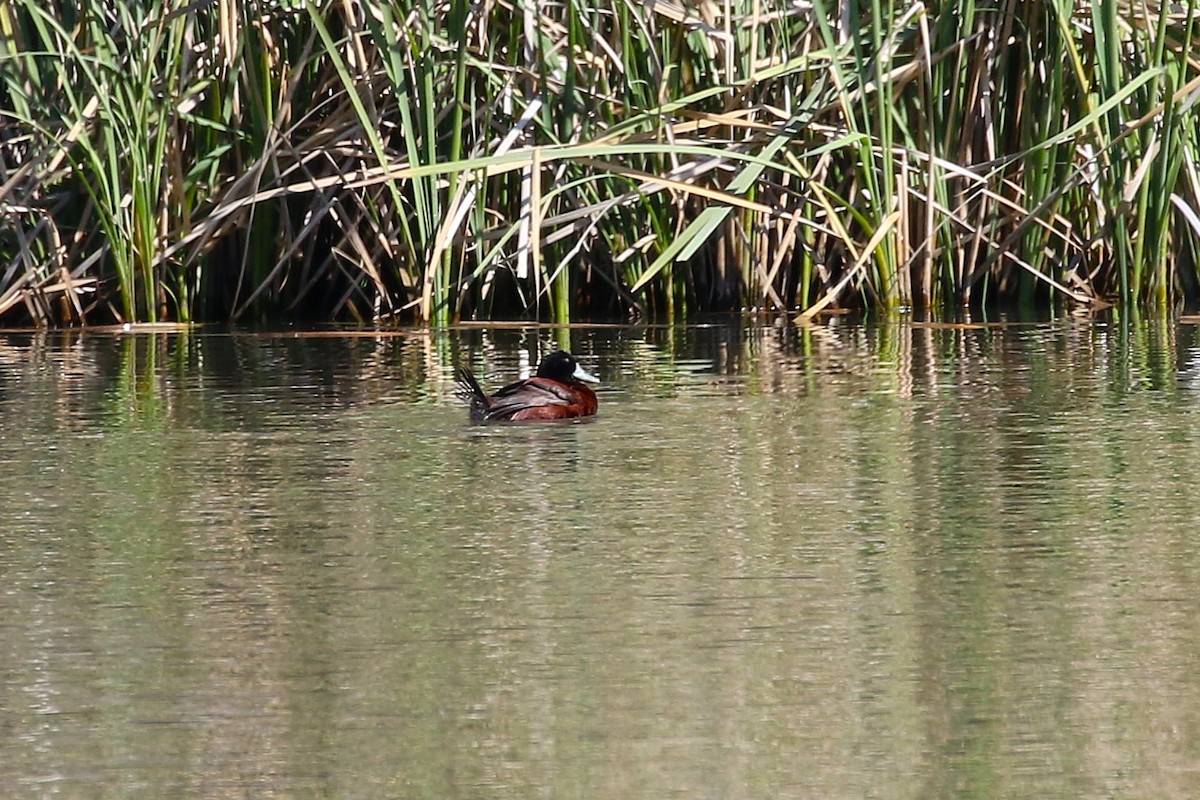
[{"x1": 1, "y1": 0, "x2": 1198, "y2": 326}]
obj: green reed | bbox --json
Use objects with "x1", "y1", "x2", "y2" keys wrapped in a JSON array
[{"x1": 1, "y1": 1, "x2": 1198, "y2": 326}]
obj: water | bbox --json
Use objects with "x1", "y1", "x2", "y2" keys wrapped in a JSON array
[{"x1": 3, "y1": 319, "x2": 1200, "y2": 798}]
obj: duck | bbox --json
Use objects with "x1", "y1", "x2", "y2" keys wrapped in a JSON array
[{"x1": 456, "y1": 350, "x2": 600, "y2": 422}]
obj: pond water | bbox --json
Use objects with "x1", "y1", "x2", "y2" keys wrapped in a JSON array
[{"x1": 3, "y1": 318, "x2": 1200, "y2": 798}]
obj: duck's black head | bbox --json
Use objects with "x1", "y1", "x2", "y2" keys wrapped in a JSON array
[{"x1": 536, "y1": 350, "x2": 600, "y2": 385}]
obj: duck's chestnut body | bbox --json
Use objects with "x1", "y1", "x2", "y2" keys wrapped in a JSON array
[{"x1": 457, "y1": 351, "x2": 599, "y2": 422}]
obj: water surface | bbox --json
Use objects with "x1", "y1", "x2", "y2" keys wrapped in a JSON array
[{"x1": 3, "y1": 319, "x2": 1200, "y2": 798}]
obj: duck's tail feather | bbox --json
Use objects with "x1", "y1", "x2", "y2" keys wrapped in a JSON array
[
  {"x1": 455, "y1": 367, "x2": 489, "y2": 420},
  {"x1": 455, "y1": 367, "x2": 485, "y2": 400}
]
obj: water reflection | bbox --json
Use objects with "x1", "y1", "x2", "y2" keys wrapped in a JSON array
[{"x1": 1, "y1": 318, "x2": 1200, "y2": 798}]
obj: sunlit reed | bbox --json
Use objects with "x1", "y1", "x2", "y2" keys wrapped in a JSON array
[{"x1": 1, "y1": 0, "x2": 1197, "y2": 325}]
